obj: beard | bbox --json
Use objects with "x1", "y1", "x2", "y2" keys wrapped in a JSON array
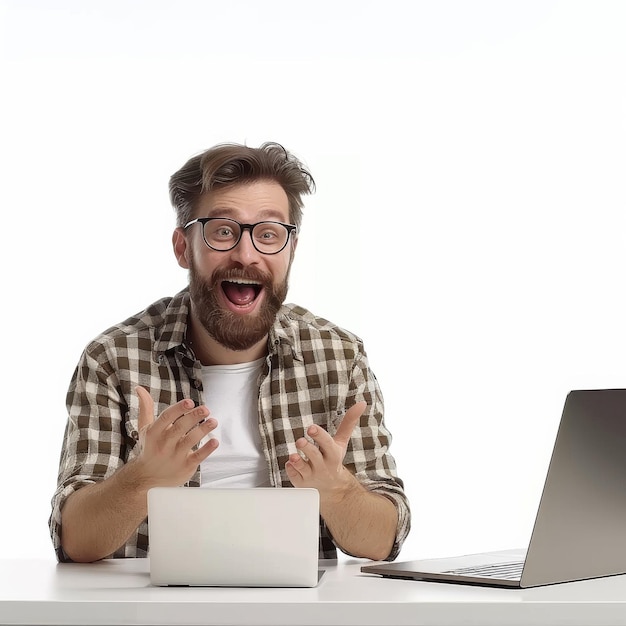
[{"x1": 188, "y1": 258, "x2": 289, "y2": 352}]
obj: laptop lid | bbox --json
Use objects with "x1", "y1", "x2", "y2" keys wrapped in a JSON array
[
  {"x1": 147, "y1": 487, "x2": 320, "y2": 587},
  {"x1": 362, "y1": 389, "x2": 626, "y2": 588}
]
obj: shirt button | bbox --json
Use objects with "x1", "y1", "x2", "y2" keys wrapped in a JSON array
[{"x1": 193, "y1": 379, "x2": 202, "y2": 389}]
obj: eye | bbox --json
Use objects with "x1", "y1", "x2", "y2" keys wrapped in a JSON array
[
  {"x1": 206, "y1": 220, "x2": 239, "y2": 242},
  {"x1": 258, "y1": 229, "x2": 278, "y2": 240},
  {"x1": 254, "y1": 224, "x2": 283, "y2": 247}
]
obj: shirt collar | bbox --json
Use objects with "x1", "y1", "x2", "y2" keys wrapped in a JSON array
[
  {"x1": 269, "y1": 305, "x2": 304, "y2": 361},
  {"x1": 154, "y1": 288, "x2": 303, "y2": 361},
  {"x1": 154, "y1": 288, "x2": 192, "y2": 355}
]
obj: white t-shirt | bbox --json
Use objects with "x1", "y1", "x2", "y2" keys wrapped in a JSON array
[{"x1": 198, "y1": 357, "x2": 270, "y2": 488}]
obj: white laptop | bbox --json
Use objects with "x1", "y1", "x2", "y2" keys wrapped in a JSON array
[
  {"x1": 147, "y1": 487, "x2": 320, "y2": 587},
  {"x1": 362, "y1": 389, "x2": 626, "y2": 588}
]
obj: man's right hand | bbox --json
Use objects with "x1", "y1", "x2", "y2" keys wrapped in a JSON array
[
  {"x1": 135, "y1": 386, "x2": 219, "y2": 487},
  {"x1": 60, "y1": 389, "x2": 219, "y2": 562}
]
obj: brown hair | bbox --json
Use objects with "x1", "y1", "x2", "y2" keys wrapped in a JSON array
[{"x1": 169, "y1": 142, "x2": 315, "y2": 229}]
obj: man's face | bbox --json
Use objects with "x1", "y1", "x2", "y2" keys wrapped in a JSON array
[{"x1": 178, "y1": 180, "x2": 296, "y2": 352}]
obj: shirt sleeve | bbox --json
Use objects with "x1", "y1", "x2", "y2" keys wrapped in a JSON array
[
  {"x1": 48, "y1": 341, "x2": 133, "y2": 562},
  {"x1": 338, "y1": 344, "x2": 412, "y2": 561}
]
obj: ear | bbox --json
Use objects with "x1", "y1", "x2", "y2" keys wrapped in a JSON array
[{"x1": 172, "y1": 227, "x2": 190, "y2": 269}]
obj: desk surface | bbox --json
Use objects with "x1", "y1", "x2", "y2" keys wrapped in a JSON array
[{"x1": 3, "y1": 554, "x2": 626, "y2": 626}]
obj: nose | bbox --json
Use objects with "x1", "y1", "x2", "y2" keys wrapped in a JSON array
[{"x1": 229, "y1": 227, "x2": 260, "y2": 266}]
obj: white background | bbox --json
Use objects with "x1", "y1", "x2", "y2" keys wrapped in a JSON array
[{"x1": 1, "y1": 0, "x2": 625, "y2": 561}]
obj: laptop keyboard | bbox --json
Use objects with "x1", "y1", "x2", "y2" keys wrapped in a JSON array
[{"x1": 442, "y1": 561, "x2": 524, "y2": 580}]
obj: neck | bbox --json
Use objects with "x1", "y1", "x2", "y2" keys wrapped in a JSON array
[{"x1": 186, "y1": 314, "x2": 268, "y2": 366}]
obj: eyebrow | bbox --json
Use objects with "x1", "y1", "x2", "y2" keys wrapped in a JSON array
[{"x1": 205, "y1": 207, "x2": 288, "y2": 222}]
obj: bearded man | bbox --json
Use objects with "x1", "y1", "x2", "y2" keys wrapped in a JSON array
[{"x1": 50, "y1": 142, "x2": 411, "y2": 564}]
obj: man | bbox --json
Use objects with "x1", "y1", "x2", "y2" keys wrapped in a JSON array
[{"x1": 49, "y1": 142, "x2": 411, "y2": 563}]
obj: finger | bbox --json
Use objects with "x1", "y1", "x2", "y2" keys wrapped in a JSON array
[
  {"x1": 333, "y1": 401, "x2": 367, "y2": 448},
  {"x1": 150, "y1": 397, "x2": 200, "y2": 436},
  {"x1": 285, "y1": 461, "x2": 301, "y2": 487},
  {"x1": 168, "y1": 405, "x2": 210, "y2": 438},
  {"x1": 136, "y1": 386, "x2": 156, "y2": 432},
  {"x1": 181, "y1": 416, "x2": 218, "y2": 449},
  {"x1": 191, "y1": 436, "x2": 220, "y2": 464},
  {"x1": 285, "y1": 454, "x2": 309, "y2": 485},
  {"x1": 295, "y1": 437, "x2": 323, "y2": 467}
]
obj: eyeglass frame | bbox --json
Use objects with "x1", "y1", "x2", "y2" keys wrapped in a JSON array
[{"x1": 183, "y1": 216, "x2": 298, "y2": 255}]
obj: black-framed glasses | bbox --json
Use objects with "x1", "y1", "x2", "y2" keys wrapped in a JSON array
[{"x1": 184, "y1": 217, "x2": 297, "y2": 255}]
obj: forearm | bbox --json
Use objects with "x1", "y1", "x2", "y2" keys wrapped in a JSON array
[
  {"x1": 60, "y1": 460, "x2": 150, "y2": 562},
  {"x1": 320, "y1": 472, "x2": 398, "y2": 561}
]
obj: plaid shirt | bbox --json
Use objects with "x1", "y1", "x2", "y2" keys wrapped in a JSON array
[{"x1": 49, "y1": 289, "x2": 411, "y2": 562}]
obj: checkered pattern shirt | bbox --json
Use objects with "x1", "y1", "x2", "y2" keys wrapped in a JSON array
[{"x1": 49, "y1": 289, "x2": 411, "y2": 562}]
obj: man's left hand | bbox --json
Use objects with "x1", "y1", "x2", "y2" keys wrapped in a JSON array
[{"x1": 285, "y1": 401, "x2": 367, "y2": 497}]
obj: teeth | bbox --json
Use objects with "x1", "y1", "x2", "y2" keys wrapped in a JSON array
[{"x1": 226, "y1": 278, "x2": 261, "y2": 285}]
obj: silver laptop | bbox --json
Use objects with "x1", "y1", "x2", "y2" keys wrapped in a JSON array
[
  {"x1": 148, "y1": 487, "x2": 320, "y2": 587},
  {"x1": 362, "y1": 389, "x2": 626, "y2": 588}
]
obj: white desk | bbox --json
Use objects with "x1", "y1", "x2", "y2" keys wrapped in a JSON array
[{"x1": 3, "y1": 556, "x2": 626, "y2": 626}]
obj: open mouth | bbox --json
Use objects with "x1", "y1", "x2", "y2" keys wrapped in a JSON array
[{"x1": 221, "y1": 278, "x2": 263, "y2": 307}]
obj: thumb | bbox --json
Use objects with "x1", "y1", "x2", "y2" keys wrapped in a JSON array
[
  {"x1": 333, "y1": 400, "x2": 367, "y2": 448},
  {"x1": 135, "y1": 386, "x2": 155, "y2": 432}
]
